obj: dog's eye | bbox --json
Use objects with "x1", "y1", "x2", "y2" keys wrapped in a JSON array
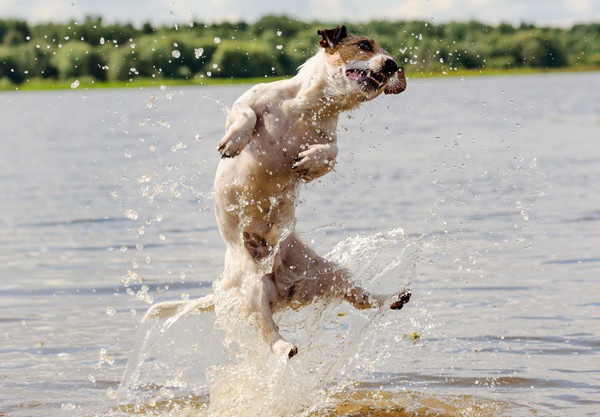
[{"x1": 357, "y1": 40, "x2": 373, "y2": 51}]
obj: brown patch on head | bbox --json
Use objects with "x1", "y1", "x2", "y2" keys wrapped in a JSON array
[
  {"x1": 319, "y1": 30, "x2": 391, "y2": 68},
  {"x1": 333, "y1": 36, "x2": 390, "y2": 64},
  {"x1": 317, "y1": 25, "x2": 348, "y2": 48}
]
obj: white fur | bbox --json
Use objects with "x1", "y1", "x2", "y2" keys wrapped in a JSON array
[{"x1": 144, "y1": 28, "x2": 409, "y2": 358}]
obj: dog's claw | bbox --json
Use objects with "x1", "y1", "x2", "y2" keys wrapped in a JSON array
[
  {"x1": 288, "y1": 346, "x2": 298, "y2": 358},
  {"x1": 291, "y1": 156, "x2": 301, "y2": 170},
  {"x1": 272, "y1": 340, "x2": 298, "y2": 358},
  {"x1": 390, "y1": 290, "x2": 411, "y2": 310}
]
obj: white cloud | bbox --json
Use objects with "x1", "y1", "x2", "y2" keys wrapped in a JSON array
[
  {"x1": 0, "y1": 0, "x2": 598, "y2": 26},
  {"x1": 567, "y1": 0, "x2": 597, "y2": 15}
]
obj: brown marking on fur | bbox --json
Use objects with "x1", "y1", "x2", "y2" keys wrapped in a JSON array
[{"x1": 318, "y1": 25, "x2": 348, "y2": 48}]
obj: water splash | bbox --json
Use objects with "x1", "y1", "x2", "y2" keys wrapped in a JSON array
[
  {"x1": 326, "y1": 228, "x2": 417, "y2": 295},
  {"x1": 114, "y1": 228, "x2": 420, "y2": 417}
]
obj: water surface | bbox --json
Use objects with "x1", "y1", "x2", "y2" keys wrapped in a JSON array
[{"x1": 1, "y1": 72, "x2": 599, "y2": 416}]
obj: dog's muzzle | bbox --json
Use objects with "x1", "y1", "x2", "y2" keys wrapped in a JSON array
[
  {"x1": 382, "y1": 58, "x2": 399, "y2": 75},
  {"x1": 346, "y1": 58, "x2": 406, "y2": 95}
]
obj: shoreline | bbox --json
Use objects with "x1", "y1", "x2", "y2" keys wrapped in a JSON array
[{"x1": 1, "y1": 66, "x2": 598, "y2": 92}]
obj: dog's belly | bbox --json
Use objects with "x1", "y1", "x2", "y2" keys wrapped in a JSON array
[
  {"x1": 214, "y1": 106, "x2": 335, "y2": 253},
  {"x1": 214, "y1": 156, "x2": 298, "y2": 246}
]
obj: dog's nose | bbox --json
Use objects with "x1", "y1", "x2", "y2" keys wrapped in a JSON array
[{"x1": 383, "y1": 59, "x2": 399, "y2": 75}]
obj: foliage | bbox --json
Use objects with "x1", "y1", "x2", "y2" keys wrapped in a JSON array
[{"x1": 0, "y1": 16, "x2": 598, "y2": 85}]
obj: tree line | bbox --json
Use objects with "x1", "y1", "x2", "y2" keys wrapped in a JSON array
[{"x1": 0, "y1": 15, "x2": 599, "y2": 86}]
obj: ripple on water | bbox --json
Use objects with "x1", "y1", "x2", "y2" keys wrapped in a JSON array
[{"x1": 103, "y1": 388, "x2": 539, "y2": 417}]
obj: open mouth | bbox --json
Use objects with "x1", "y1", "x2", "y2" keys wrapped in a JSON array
[{"x1": 345, "y1": 69, "x2": 387, "y2": 91}]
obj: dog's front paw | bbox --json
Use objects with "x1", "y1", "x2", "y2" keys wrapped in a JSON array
[
  {"x1": 292, "y1": 143, "x2": 338, "y2": 181},
  {"x1": 218, "y1": 134, "x2": 249, "y2": 158},
  {"x1": 272, "y1": 340, "x2": 298, "y2": 358}
]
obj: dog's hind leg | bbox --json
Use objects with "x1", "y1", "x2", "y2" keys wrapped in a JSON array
[
  {"x1": 255, "y1": 272, "x2": 298, "y2": 358},
  {"x1": 278, "y1": 235, "x2": 375, "y2": 307},
  {"x1": 227, "y1": 273, "x2": 298, "y2": 358},
  {"x1": 279, "y1": 234, "x2": 410, "y2": 310},
  {"x1": 238, "y1": 235, "x2": 299, "y2": 358}
]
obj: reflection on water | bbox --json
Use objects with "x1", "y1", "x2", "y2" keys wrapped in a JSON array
[
  {"x1": 109, "y1": 388, "x2": 532, "y2": 417},
  {"x1": 1, "y1": 72, "x2": 599, "y2": 417}
]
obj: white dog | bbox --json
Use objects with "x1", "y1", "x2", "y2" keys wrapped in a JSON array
[{"x1": 144, "y1": 26, "x2": 410, "y2": 358}]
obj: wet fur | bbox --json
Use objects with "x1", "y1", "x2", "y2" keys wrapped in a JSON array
[{"x1": 144, "y1": 26, "x2": 409, "y2": 358}]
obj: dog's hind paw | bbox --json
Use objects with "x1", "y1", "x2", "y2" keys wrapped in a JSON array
[
  {"x1": 272, "y1": 340, "x2": 298, "y2": 358},
  {"x1": 390, "y1": 290, "x2": 411, "y2": 310}
]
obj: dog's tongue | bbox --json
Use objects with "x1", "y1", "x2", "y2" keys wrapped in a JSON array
[{"x1": 345, "y1": 69, "x2": 362, "y2": 80}]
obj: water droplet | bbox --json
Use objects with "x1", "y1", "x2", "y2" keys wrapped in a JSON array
[
  {"x1": 61, "y1": 403, "x2": 76, "y2": 411},
  {"x1": 106, "y1": 387, "x2": 118, "y2": 399},
  {"x1": 146, "y1": 94, "x2": 158, "y2": 109},
  {"x1": 171, "y1": 49, "x2": 181, "y2": 58},
  {"x1": 124, "y1": 209, "x2": 138, "y2": 220},
  {"x1": 171, "y1": 142, "x2": 186, "y2": 152}
]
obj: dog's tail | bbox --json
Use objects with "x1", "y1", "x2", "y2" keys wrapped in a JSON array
[{"x1": 142, "y1": 294, "x2": 215, "y2": 322}]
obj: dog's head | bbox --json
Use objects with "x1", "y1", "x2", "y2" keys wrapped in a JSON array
[{"x1": 317, "y1": 25, "x2": 406, "y2": 100}]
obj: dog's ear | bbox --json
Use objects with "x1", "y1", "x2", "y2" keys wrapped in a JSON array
[{"x1": 317, "y1": 25, "x2": 348, "y2": 48}]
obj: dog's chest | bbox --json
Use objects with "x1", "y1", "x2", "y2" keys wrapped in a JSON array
[{"x1": 256, "y1": 106, "x2": 336, "y2": 152}]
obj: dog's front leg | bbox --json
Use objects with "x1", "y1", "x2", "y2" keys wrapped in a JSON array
[
  {"x1": 292, "y1": 143, "x2": 338, "y2": 181},
  {"x1": 218, "y1": 102, "x2": 257, "y2": 158}
]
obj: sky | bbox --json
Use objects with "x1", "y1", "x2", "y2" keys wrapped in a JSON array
[{"x1": 1, "y1": 0, "x2": 599, "y2": 27}]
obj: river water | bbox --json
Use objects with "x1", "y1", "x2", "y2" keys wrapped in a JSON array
[{"x1": 1, "y1": 72, "x2": 599, "y2": 417}]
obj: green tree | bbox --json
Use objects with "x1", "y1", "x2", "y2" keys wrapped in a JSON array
[
  {"x1": 209, "y1": 40, "x2": 284, "y2": 77},
  {"x1": 50, "y1": 40, "x2": 105, "y2": 79},
  {"x1": 513, "y1": 31, "x2": 566, "y2": 67},
  {"x1": 0, "y1": 17, "x2": 598, "y2": 86},
  {"x1": 104, "y1": 47, "x2": 132, "y2": 81},
  {"x1": 0, "y1": 46, "x2": 25, "y2": 83},
  {"x1": 0, "y1": 19, "x2": 30, "y2": 46}
]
